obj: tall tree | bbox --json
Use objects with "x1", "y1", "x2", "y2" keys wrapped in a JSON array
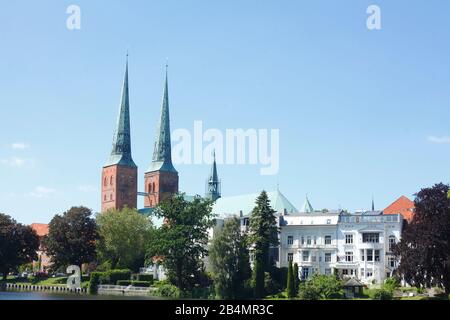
[
  {"x1": 247, "y1": 191, "x2": 279, "y2": 297},
  {"x1": 146, "y1": 194, "x2": 215, "y2": 291},
  {"x1": 287, "y1": 260, "x2": 295, "y2": 298},
  {"x1": 0, "y1": 214, "x2": 39, "y2": 280},
  {"x1": 44, "y1": 206, "x2": 98, "y2": 271},
  {"x1": 252, "y1": 257, "x2": 265, "y2": 298},
  {"x1": 293, "y1": 263, "x2": 300, "y2": 295},
  {"x1": 394, "y1": 183, "x2": 450, "y2": 293},
  {"x1": 210, "y1": 217, "x2": 251, "y2": 299},
  {"x1": 96, "y1": 207, "x2": 153, "y2": 271}
]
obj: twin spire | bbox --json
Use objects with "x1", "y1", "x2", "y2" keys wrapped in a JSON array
[{"x1": 105, "y1": 55, "x2": 137, "y2": 168}]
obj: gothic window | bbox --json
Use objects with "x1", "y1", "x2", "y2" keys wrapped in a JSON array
[
  {"x1": 148, "y1": 183, "x2": 152, "y2": 193},
  {"x1": 110, "y1": 176, "x2": 114, "y2": 185},
  {"x1": 152, "y1": 182, "x2": 156, "y2": 192},
  {"x1": 104, "y1": 177, "x2": 107, "y2": 186}
]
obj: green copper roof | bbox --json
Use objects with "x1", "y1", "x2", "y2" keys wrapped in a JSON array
[
  {"x1": 212, "y1": 190, "x2": 298, "y2": 217},
  {"x1": 104, "y1": 57, "x2": 137, "y2": 168},
  {"x1": 146, "y1": 65, "x2": 177, "y2": 173},
  {"x1": 300, "y1": 195, "x2": 314, "y2": 213}
]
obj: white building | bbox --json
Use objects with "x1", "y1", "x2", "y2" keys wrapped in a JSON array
[{"x1": 279, "y1": 201, "x2": 403, "y2": 285}]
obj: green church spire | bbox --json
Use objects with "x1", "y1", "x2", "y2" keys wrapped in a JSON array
[
  {"x1": 206, "y1": 150, "x2": 221, "y2": 201},
  {"x1": 105, "y1": 55, "x2": 136, "y2": 168},
  {"x1": 146, "y1": 64, "x2": 177, "y2": 173}
]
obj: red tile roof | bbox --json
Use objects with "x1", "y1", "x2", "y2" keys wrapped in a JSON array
[
  {"x1": 384, "y1": 196, "x2": 415, "y2": 222},
  {"x1": 30, "y1": 223, "x2": 49, "y2": 237}
]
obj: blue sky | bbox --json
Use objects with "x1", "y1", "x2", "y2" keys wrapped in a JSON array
[{"x1": 1, "y1": 1, "x2": 449, "y2": 224}]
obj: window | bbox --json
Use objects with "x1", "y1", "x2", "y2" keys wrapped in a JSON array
[
  {"x1": 388, "y1": 256, "x2": 396, "y2": 268},
  {"x1": 287, "y1": 236, "x2": 293, "y2": 245},
  {"x1": 307, "y1": 236, "x2": 311, "y2": 245},
  {"x1": 313, "y1": 236, "x2": 317, "y2": 245},
  {"x1": 325, "y1": 236, "x2": 332, "y2": 245},
  {"x1": 366, "y1": 269, "x2": 373, "y2": 277},
  {"x1": 360, "y1": 249, "x2": 365, "y2": 261},
  {"x1": 363, "y1": 233, "x2": 379, "y2": 243},
  {"x1": 103, "y1": 177, "x2": 107, "y2": 186},
  {"x1": 110, "y1": 194, "x2": 113, "y2": 201},
  {"x1": 342, "y1": 269, "x2": 348, "y2": 275},
  {"x1": 345, "y1": 234, "x2": 353, "y2": 244},
  {"x1": 325, "y1": 268, "x2": 332, "y2": 275},
  {"x1": 325, "y1": 253, "x2": 332, "y2": 262},
  {"x1": 345, "y1": 251, "x2": 354, "y2": 262},
  {"x1": 311, "y1": 254, "x2": 316, "y2": 262},
  {"x1": 367, "y1": 249, "x2": 373, "y2": 262},
  {"x1": 389, "y1": 236, "x2": 396, "y2": 251},
  {"x1": 110, "y1": 176, "x2": 114, "y2": 185},
  {"x1": 301, "y1": 268, "x2": 309, "y2": 280},
  {"x1": 302, "y1": 251, "x2": 310, "y2": 262},
  {"x1": 152, "y1": 182, "x2": 156, "y2": 192},
  {"x1": 326, "y1": 219, "x2": 331, "y2": 225},
  {"x1": 374, "y1": 250, "x2": 380, "y2": 262},
  {"x1": 301, "y1": 236, "x2": 305, "y2": 245},
  {"x1": 287, "y1": 253, "x2": 293, "y2": 262}
]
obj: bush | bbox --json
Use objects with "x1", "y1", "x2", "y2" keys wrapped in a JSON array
[
  {"x1": 265, "y1": 272, "x2": 281, "y2": 296},
  {"x1": 298, "y1": 282, "x2": 320, "y2": 300},
  {"x1": 384, "y1": 277, "x2": 400, "y2": 293},
  {"x1": 131, "y1": 281, "x2": 151, "y2": 288},
  {"x1": 108, "y1": 269, "x2": 131, "y2": 285},
  {"x1": 136, "y1": 274, "x2": 154, "y2": 283},
  {"x1": 154, "y1": 284, "x2": 182, "y2": 299},
  {"x1": 371, "y1": 289, "x2": 393, "y2": 300},
  {"x1": 298, "y1": 275, "x2": 343, "y2": 300},
  {"x1": 117, "y1": 280, "x2": 132, "y2": 286},
  {"x1": 89, "y1": 272, "x2": 101, "y2": 295}
]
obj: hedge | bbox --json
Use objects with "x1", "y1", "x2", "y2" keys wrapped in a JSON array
[
  {"x1": 137, "y1": 274, "x2": 154, "y2": 283},
  {"x1": 89, "y1": 272, "x2": 101, "y2": 295}
]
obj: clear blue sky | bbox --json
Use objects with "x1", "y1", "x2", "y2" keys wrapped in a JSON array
[{"x1": 1, "y1": 1, "x2": 449, "y2": 224}]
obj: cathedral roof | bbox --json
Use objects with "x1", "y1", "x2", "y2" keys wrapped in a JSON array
[
  {"x1": 146, "y1": 65, "x2": 177, "y2": 173},
  {"x1": 212, "y1": 190, "x2": 298, "y2": 218},
  {"x1": 104, "y1": 57, "x2": 137, "y2": 168}
]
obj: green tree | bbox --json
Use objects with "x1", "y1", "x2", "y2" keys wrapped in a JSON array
[
  {"x1": 286, "y1": 260, "x2": 295, "y2": 298},
  {"x1": 210, "y1": 217, "x2": 251, "y2": 299},
  {"x1": 44, "y1": 206, "x2": 98, "y2": 271},
  {"x1": 96, "y1": 207, "x2": 153, "y2": 271},
  {"x1": 0, "y1": 214, "x2": 39, "y2": 280},
  {"x1": 298, "y1": 274, "x2": 343, "y2": 300},
  {"x1": 146, "y1": 194, "x2": 215, "y2": 292},
  {"x1": 247, "y1": 191, "x2": 279, "y2": 297},
  {"x1": 394, "y1": 183, "x2": 450, "y2": 293},
  {"x1": 252, "y1": 257, "x2": 265, "y2": 298},
  {"x1": 293, "y1": 263, "x2": 300, "y2": 295}
]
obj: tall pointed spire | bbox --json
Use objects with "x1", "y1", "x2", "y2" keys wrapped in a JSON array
[
  {"x1": 206, "y1": 150, "x2": 221, "y2": 201},
  {"x1": 301, "y1": 195, "x2": 314, "y2": 213},
  {"x1": 372, "y1": 196, "x2": 375, "y2": 211},
  {"x1": 147, "y1": 63, "x2": 177, "y2": 173},
  {"x1": 105, "y1": 55, "x2": 136, "y2": 168}
]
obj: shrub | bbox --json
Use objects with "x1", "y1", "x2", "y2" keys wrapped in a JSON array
[
  {"x1": 384, "y1": 277, "x2": 400, "y2": 293},
  {"x1": 89, "y1": 272, "x2": 101, "y2": 295},
  {"x1": 108, "y1": 269, "x2": 131, "y2": 285},
  {"x1": 154, "y1": 284, "x2": 182, "y2": 299},
  {"x1": 298, "y1": 282, "x2": 320, "y2": 300},
  {"x1": 265, "y1": 272, "x2": 282, "y2": 296},
  {"x1": 131, "y1": 281, "x2": 151, "y2": 288},
  {"x1": 371, "y1": 289, "x2": 393, "y2": 300},
  {"x1": 137, "y1": 274, "x2": 154, "y2": 283},
  {"x1": 117, "y1": 280, "x2": 132, "y2": 286}
]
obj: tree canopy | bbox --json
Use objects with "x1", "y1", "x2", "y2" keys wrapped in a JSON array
[
  {"x1": 394, "y1": 183, "x2": 450, "y2": 293},
  {"x1": 209, "y1": 217, "x2": 251, "y2": 299},
  {"x1": 0, "y1": 213, "x2": 39, "y2": 280},
  {"x1": 96, "y1": 207, "x2": 154, "y2": 271},
  {"x1": 44, "y1": 206, "x2": 98, "y2": 271},
  {"x1": 146, "y1": 194, "x2": 215, "y2": 291}
]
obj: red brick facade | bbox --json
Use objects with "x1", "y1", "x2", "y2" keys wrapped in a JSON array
[
  {"x1": 144, "y1": 171, "x2": 179, "y2": 208},
  {"x1": 101, "y1": 165, "x2": 137, "y2": 212}
]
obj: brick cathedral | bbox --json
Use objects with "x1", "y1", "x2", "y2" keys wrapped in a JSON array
[{"x1": 101, "y1": 58, "x2": 220, "y2": 213}]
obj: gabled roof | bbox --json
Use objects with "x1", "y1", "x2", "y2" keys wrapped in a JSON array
[
  {"x1": 212, "y1": 190, "x2": 298, "y2": 217},
  {"x1": 343, "y1": 278, "x2": 364, "y2": 287},
  {"x1": 300, "y1": 196, "x2": 314, "y2": 213},
  {"x1": 30, "y1": 223, "x2": 49, "y2": 237},
  {"x1": 384, "y1": 195, "x2": 415, "y2": 221}
]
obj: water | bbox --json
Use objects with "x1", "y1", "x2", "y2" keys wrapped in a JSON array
[{"x1": 0, "y1": 290, "x2": 157, "y2": 300}]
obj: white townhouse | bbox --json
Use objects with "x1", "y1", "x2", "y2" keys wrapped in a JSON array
[
  {"x1": 279, "y1": 199, "x2": 404, "y2": 285},
  {"x1": 336, "y1": 211, "x2": 403, "y2": 284}
]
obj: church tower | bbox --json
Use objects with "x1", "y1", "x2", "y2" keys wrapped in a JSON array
[
  {"x1": 144, "y1": 65, "x2": 179, "y2": 208},
  {"x1": 101, "y1": 57, "x2": 138, "y2": 212},
  {"x1": 206, "y1": 151, "x2": 221, "y2": 201}
]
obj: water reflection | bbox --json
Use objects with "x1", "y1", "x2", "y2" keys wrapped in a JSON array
[{"x1": 0, "y1": 290, "x2": 157, "y2": 300}]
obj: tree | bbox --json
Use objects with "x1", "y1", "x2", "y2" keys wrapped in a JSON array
[
  {"x1": 210, "y1": 217, "x2": 251, "y2": 299},
  {"x1": 293, "y1": 263, "x2": 300, "y2": 295},
  {"x1": 286, "y1": 260, "x2": 295, "y2": 298},
  {"x1": 252, "y1": 257, "x2": 265, "y2": 298},
  {"x1": 0, "y1": 214, "x2": 39, "y2": 280},
  {"x1": 146, "y1": 194, "x2": 215, "y2": 292},
  {"x1": 394, "y1": 183, "x2": 450, "y2": 293},
  {"x1": 96, "y1": 207, "x2": 153, "y2": 271},
  {"x1": 44, "y1": 206, "x2": 98, "y2": 271},
  {"x1": 298, "y1": 274, "x2": 343, "y2": 300}
]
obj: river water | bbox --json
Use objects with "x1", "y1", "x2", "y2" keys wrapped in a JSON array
[{"x1": 0, "y1": 290, "x2": 156, "y2": 300}]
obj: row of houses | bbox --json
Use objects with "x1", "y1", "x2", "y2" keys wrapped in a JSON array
[{"x1": 211, "y1": 192, "x2": 414, "y2": 285}]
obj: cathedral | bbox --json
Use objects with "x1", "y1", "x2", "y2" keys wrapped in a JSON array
[{"x1": 101, "y1": 58, "x2": 297, "y2": 219}]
